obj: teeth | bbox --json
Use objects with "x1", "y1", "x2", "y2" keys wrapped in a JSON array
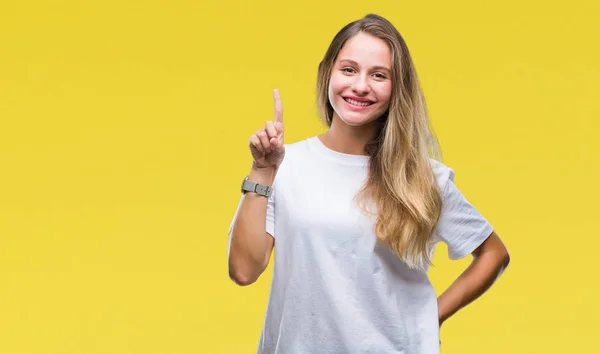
[{"x1": 345, "y1": 98, "x2": 372, "y2": 107}]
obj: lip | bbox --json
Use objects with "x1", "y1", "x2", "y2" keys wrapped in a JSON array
[
  {"x1": 342, "y1": 96, "x2": 375, "y2": 111},
  {"x1": 343, "y1": 95, "x2": 374, "y2": 103}
]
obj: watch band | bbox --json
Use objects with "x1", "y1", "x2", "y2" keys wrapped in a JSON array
[{"x1": 241, "y1": 176, "x2": 272, "y2": 197}]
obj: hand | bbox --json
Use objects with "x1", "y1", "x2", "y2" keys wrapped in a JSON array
[{"x1": 249, "y1": 89, "x2": 285, "y2": 170}]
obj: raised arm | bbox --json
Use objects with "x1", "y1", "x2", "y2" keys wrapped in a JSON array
[{"x1": 228, "y1": 89, "x2": 285, "y2": 286}]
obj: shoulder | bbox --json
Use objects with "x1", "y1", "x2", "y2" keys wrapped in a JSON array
[
  {"x1": 429, "y1": 158, "x2": 455, "y2": 192},
  {"x1": 273, "y1": 138, "x2": 313, "y2": 182},
  {"x1": 279, "y1": 137, "x2": 315, "y2": 167},
  {"x1": 283, "y1": 138, "x2": 311, "y2": 156}
]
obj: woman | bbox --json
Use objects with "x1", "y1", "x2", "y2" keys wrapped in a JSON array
[{"x1": 228, "y1": 13, "x2": 510, "y2": 354}]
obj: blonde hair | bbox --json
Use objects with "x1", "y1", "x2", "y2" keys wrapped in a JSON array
[{"x1": 317, "y1": 14, "x2": 443, "y2": 269}]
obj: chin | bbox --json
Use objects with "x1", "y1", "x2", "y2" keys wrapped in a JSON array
[
  {"x1": 340, "y1": 118, "x2": 373, "y2": 127},
  {"x1": 337, "y1": 111, "x2": 381, "y2": 127}
]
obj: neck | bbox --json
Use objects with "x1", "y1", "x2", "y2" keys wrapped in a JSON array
[{"x1": 319, "y1": 113, "x2": 378, "y2": 156}]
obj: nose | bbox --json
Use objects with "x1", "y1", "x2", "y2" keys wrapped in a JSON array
[{"x1": 351, "y1": 74, "x2": 370, "y2": 95}]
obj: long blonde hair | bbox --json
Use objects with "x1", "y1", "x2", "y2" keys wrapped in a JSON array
[{"x1": 317, "y1": 14, "x2": 443, "y2": 269}]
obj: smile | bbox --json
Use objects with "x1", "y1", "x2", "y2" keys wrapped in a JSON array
[{"x1": 344, "y1": 97, "x2": 374, "y2": 107}]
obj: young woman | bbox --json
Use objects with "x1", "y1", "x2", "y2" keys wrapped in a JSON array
[{"x1": 227, "y1": 13, "x2": 510, "y2": 354}]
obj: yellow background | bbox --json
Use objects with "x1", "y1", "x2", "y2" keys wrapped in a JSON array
[{"x1": 1, "y1": 0, "x2": 598, "y2": 353}]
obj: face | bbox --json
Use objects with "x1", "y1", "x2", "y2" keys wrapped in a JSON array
[{"x1": 328, "y1": 32, "x2": 393, "y2": 128}]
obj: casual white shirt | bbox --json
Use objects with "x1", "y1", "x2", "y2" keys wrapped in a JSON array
[{"x1": 228, "y1": 136, "x2": 494, "y2": 354}]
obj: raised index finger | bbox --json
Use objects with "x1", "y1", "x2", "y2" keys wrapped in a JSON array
[{"x1": 273, "y1": 88, "x2": 283, "y2": 124}]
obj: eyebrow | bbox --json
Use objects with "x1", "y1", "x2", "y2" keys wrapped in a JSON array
[{"x1": 338, "y1": 59, "x2": 391, "y2": 73}]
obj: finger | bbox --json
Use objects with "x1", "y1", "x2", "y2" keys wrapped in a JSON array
[
  {"x1": 273, "y1": 88, "x2": 283, "y2": 124},
  {"x1": 274, "y1": 135, "x2": 284, "y2": 151},
  {"x1": 265, "y1": 121, "x2": 279, "y2": 148},
  {"x1": 257, "y1": 130, "x2": 271, "y2": 154},
  {"x1": 265, "y1": 121, "x2": 277, "y2": 139},
  {"x1": 274, "y1": 121, "x2": 284, "y2": 141},
  {"x1": 250, "y1": 134, "x2": 263, "y2": 153}
]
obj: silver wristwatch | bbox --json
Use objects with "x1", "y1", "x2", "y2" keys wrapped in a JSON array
[{"x1": 241, "y1": 176, "x2": 272, "y2": 197}]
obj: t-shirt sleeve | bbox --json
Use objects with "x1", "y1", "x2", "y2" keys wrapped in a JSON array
[
  {"x1": 434, "y1": 169, "x2": 494, "y2": 260},
  {"x1": 265, "y1": 186, "x2": 276, "y2": 237}
]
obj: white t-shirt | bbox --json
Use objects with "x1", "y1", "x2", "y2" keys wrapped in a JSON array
[{"x1": 228, "y1": 136, "x2": 494, "y2": 354}]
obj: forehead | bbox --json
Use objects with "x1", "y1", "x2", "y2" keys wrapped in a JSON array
[{"x1": 337, "y1": 32, "x2": 391, "y2": 66}]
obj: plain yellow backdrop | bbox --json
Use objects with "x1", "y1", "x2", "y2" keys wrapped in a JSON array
[{"x1": 1, "y1": 0, "x2": 598, "y2": 353}]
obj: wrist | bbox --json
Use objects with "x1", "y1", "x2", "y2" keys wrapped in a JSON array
[{"x1": 249, "y1": 165, "x2": 277, "y2": 185}]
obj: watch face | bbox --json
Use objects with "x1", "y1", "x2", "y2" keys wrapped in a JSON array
[
  {"x1": 241, "y1": 177, "x2": 250, "y2": 193},
  {"x1": 241, "y1": 178, "x2": 256, "y2": 194}
]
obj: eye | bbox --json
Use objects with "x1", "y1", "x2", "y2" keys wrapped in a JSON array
[
  {"x1": 341, "y1": 67, "x2": 356, "y2": 74},
  {"x1": 372, "y1": 72, "x2": 387, "y2": 80}
]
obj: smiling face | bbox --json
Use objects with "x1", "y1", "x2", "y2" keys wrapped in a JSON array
[{"x1": 328, "y1": 32, "x2": 393, "y2": 128}]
